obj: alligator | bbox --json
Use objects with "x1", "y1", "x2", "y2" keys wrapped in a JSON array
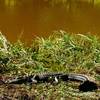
[{"x1": 0, "y1": 72, "x2": 98, "y2": 92}]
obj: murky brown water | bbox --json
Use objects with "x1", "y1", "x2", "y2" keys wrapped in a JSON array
[{"x1": 0, "y1": 0, "x2": 100, "y2": 44}]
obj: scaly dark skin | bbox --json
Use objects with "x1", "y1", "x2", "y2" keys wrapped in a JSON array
[{"x1": 0, "y1": 72, "x2": 98, "y2": 92}]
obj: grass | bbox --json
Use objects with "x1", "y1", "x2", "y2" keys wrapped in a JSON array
[{"x1": 0, "y1": 30, "x2": 100, "y2": 100}]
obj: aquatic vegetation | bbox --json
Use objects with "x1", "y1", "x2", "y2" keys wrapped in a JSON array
[{"x1": 0, "y1": 31, "x2": 100, "y2": 99}]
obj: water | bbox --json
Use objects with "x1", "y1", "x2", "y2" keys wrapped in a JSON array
[{"x1": 0, "y1": 0, "x2": 100, "y2": 44}]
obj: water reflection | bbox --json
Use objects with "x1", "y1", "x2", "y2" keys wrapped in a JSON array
[
  {"x1": 0, "y1": 0, "x2": 100, "y2": 44},
  {"x1": 4, "y1": 0, "x2": 16, "y2": 7}
]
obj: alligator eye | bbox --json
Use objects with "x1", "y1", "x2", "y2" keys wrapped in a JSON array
[{"x1": 79, "y1": 81, "x2": 98, "y2": 92}]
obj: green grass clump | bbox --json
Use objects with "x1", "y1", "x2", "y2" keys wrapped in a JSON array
[{"x1": 0, "y1": 30, "x2": 100, "y2": 99}]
